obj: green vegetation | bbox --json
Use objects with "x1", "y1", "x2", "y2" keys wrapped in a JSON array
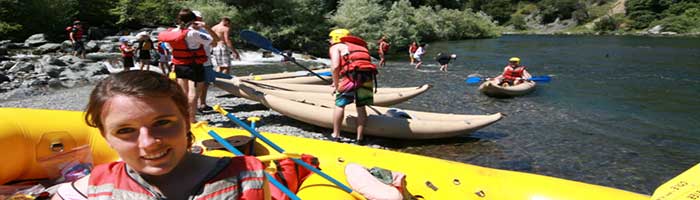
[{"x1": 1, "y1": 0, "x2": 698, "y2": 55}]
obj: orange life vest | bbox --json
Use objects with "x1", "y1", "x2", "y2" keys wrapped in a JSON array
[
  {"x1": 503, "y1": 65, "x2": 526, "y2": 81},
  {"x1": 334, "y1": 36, "x2": 377, "y2": 77},
  {"x1": 87, "y1": 157, "x2": 265, "y2": 200},
  {"x1": 157, "y1": 29, "x2": 208, "y2": 65},
  {"x1": 269, "y1": 154, "x2": 320, "y2": 200}
]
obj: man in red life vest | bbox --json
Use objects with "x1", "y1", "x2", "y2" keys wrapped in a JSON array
[
  {"x1": 157, "y1": 9, "x2": 213, "y2": 122},
  {"x1": 69, "y1": 20, "x2": 86, "y2": 59},
  {"x1": 328, "y1": 29, "x2": 378, "y2": 145},
  {"x1": 493, "y1": 57, "x2": 532, "y2": 86}
]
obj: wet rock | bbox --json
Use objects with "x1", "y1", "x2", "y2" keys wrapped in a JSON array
[
  {"x1": 103, "y1": 36, "x2": 120, "y2": 42},
  {"x1": 61, "y1": 40, "x2": 73, "y2": 52},
  {"x1": 0, "y1": 40, "x2": 9, "y2": 46},
  {"x1": 68, "y1": 62, "x2": 86, "y2": 71},
  {"x1": 59, "y1": 69, "x2": 86, "y2": 80},
  {"x1": 24, "y1": 34, "x2": 49, "y2": 47},
  {"x1": 86, "y1": 52, "x2": 120, "y2": 61},
  {"x1": 34, "y1": 43, "x2": 62, "y2": 54},
  {"x1": 84, "y1": 62, "x2": 109, "y2": 76},
  {"x1": 0, "y1": 73, "x2": 9, "y2": 83},
  {"x1": 8, "y1": 62, "x2": 34, "y2": 73},
  {"x1": 85, "y1": 40, "x2": 100, "y2": 53},
  {"x1": 58, "y1": 55, "x2": 81, "y2": 65},
  {"x1": 647, "y1": 25, "x2": 663, "y2": 34},
  {"x1": 99, "y1": 43, "x2": 119, "y2": 53},
  {"x1": 40, "y1": 55, "x2": 67, "y2": 66},
  {"x1": 1, "y1": 61, "x2": 15, "y2": 70},
  {"x1": 5, "y1": 43, "x2": 26, "y2": 49}
]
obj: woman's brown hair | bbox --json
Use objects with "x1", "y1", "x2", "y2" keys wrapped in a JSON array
[{"x1": 84, "y1": 70, "x2": 193, "y2": 147}]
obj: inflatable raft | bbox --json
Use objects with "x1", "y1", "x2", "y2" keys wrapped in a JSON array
[
  {"x1": 479, "y1": 79, "x2": 536, "y2": 97},
  {"x1": 7, "y1": 108, "x2": 695, "y2": 199}
]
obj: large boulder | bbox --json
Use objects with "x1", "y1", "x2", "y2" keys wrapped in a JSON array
[
  {"x1": 8, "y1": 62, "x2": 34, "y2": 73},
  {"x1": 24, "y1": 34, "x2": 49, "y2": 47},
  {"x1": 1, "y1": 61, "x2": 15, "y2": 70},
  {"x1": 84, "y1": 62, "x2": 109, "y2": 76},
  {"x1": 99, "y1": 43, "x2": 120, "y2": 53},
  {"x1": 58, "y1": 55, "x2": 81, "y2": 65},
  {"x1": 86, "y1": 52, "x2": 120, "y2": 61},
  {"x1": 40, "y1": 55, "x2": 67, "y2": 66},
  {"x1": 34, "y1": 43, "x2": 63, "y2": 54},
  {"x1": 85, "y1": 40, "x2": 100, "y2": 52}
]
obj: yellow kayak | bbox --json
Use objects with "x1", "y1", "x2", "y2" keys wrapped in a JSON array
[{"x1": 0, "y1": 108, "x2": 660, "y2": 199}]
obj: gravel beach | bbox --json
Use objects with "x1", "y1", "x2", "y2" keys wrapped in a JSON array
[{"x1": 0, "y1": 83, "x2": 379, "y2": 145}]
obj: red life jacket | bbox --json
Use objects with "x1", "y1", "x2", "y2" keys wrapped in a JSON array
[
  {"x1": 503, "y1": 65, "x2": 526, "y2": 81},
  {"x1": 409, "y1": 44, "x2": 417, "y2": 53},
  {"x1": 269, "y1": 154, "x2": 320, "y2": 200},
  {"x1": 87, "y1": 157, "x2": 265, "y2": 200},
  {"x1": 120, "y1": 44, "x2": 133, "y2": 57},
  {"x1": 157, "y1": 29, "x2": 208, "y2": 65},
  {"x1": 335, "y1": 36, "x2": 377, "y2": 77},
  {"x1": 66, "y1": 26, "x2": 83, "y2": 40}
]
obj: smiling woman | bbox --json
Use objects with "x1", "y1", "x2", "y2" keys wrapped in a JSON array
[{"x1": 51, "y1": 70, "x2": 267, "y2": 200}]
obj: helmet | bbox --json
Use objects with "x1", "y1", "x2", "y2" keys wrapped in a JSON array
[
  {"x1": 329, "y1": 28, "x2": 350, "y2": 44},
  {"x1": 119, "y1": 36, "x2": 128, "y2": 43},
  {"x1": 509, "y1": 57, "x2": 520, "y2": 64}
]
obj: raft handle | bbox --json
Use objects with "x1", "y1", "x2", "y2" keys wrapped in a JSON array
[{"x1": 50, "y1": 141, "x2": 64, "y2": 152}]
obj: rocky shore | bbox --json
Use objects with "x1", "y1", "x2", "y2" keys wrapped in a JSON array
[{"x1": 0, "y1": 28, "x2": 381, "y2": 147}]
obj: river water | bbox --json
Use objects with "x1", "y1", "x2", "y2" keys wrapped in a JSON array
[{"x1": 238, "y1": 35, "x2": 699, "y2": 195}]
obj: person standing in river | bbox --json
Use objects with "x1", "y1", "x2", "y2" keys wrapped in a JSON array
[
  {"x1": 435, "y1": 52, "x2": 457, "y2": 72},
  {"x1": 408, "y1": 41, "x2": 418, "y2": 64},
  {"x1": 136, "y1": 32, "x2": 154, "y2": 71},
  {"x1": 377, "y1": 35, "x2": 390, "y2": 68},
  {"x1": 413, "y1": 44, "x2": 426, "y2": 69}
]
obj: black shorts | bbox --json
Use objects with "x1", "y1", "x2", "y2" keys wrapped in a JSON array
[
  {"x1": 123, "y1": 57, "x2": 134, "y2": 68},
  {"x1": 138, "y1": 50, "x2": 151, "y2": 60},
  {"x1": 73, "y1": 41, "x2": 84, "y2": 53},
  {"x1": 174, "y1": 64, "x2": 204, "y2": 82}
]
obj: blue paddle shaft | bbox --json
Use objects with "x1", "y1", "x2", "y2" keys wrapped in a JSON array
[
  {"x1": 222, "y1": 112, "x2": 355, "y2": 193},
  {"x1": 207, "y1": 130, "x2": 301, "y2": 200},
  {"x1": 239, "y1": 30, "x2": 331, "y2": 84}
]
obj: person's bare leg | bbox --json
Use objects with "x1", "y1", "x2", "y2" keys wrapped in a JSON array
[
  {"x1": 332, "y1": 106, "x2": 345, "y2": 139},
  {"x1": 187, "y1": 81, "x2": 203, "y2": 123},
  {"x1": 355, "y1": 106, "x2": 367, "y2": 142},
  {"x1": 415, "y1": 61, "x2": 422, "y2": 69},
  {"x1": 199, "y1": 83, "x2": 209, "y2": 109}
]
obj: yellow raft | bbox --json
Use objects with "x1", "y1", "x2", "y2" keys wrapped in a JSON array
[{"x1": 0, "y1": 108, "x2": 656, "y2": 199}]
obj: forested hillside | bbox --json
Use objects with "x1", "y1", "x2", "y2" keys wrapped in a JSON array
[{"x1": 1, "y1": 0, "x2": 698, "y2": 55}]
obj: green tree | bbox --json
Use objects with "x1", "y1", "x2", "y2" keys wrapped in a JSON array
[
  {"x1": 15, "y1": 0, "x2": 79, "y2": 40},
  {"x1": 382, "y1": 0, "x2": 419, "y2": 51},
  {"x1": 330, "y1": 0, "x2": 387, "y2": 50},
  {"x1": 537, "y1": 0, "x2": 581, "y2": 23},
  {"x1": 110, "y1": 0, "x2": 178, "y2": 28}
]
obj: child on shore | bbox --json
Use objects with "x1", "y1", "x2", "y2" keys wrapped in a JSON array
[{"x1": 118, "y1": 37, "x2": 134, "y2": 71}]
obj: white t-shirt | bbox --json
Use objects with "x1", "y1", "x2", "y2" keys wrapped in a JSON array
[
  {"x1": 193, "y1": 27, "x2": 213, "y2": 66},
  {"x1": 172, "y1": 26, "x2": 213, "y2": 65},
  {"x1": 413, "y1": 47, "x2": 425, "y2": 59}
]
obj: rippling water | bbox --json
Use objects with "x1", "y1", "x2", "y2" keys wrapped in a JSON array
[{"x1": 234, "y1": 35, "x2": 700, "y2": 194}]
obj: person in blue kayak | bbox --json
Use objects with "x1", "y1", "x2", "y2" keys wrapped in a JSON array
[{"x1": 492, "y1": 57, "x2": 532, "y2": 86}]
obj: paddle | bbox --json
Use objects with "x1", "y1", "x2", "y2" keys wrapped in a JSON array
[
  {"x1": 651, "y1": 163, "x2": 700, "y2": 200},
  {"x1": 465, "y1": 75, "x2": 552, "y2": 84},
  {"x1": 239, "y1": 30, "x2": 332, "y2": 84},
  {"x1": 204, "y1": 129, "x2": 301, "y2": 200},
  {"x1": 213, "y1": 105, "x2": 366, "y2": 200}
]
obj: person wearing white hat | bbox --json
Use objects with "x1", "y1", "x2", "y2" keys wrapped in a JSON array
[
  {"x1": 136, "y1": 31, "x2": 154, "y2": 71},
  {"x1": 191, "y1": 10, "x2": 220, "y2": 113}
]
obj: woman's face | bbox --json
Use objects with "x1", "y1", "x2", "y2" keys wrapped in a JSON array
[{"x1": 100, "y1": 95, "x2": 189, "y2": 176}]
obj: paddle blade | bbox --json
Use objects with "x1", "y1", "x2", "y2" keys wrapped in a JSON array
[
  {"x1": 240, "y1": 30, "x2": 282, "y2": 54},
  {"x1": 465, "y1": 77, "x2": 483, "y2": 84},
  {"x1": 317, "y1": 71, "x2": 332, "y2": 76},
  {"x1": 529, "y1": 75, "x2": 552, "y2": 82}
]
